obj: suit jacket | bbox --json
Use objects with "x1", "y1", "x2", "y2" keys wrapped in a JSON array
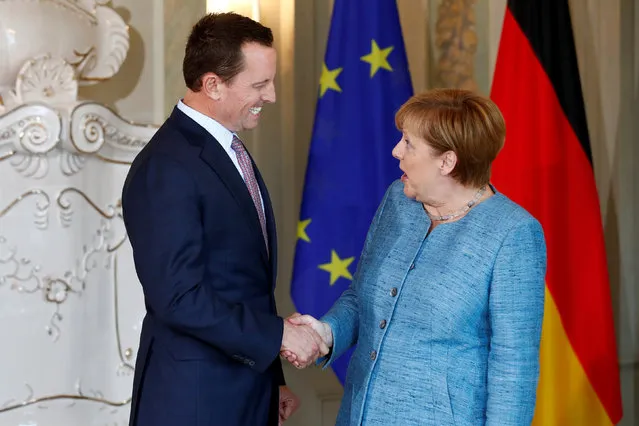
[
  {"x1": 321, "y1": 180, "x2": 546, "y2": 425},
  {"x1": 122, "y1": 107, "x2": 285, "y2": 426}
]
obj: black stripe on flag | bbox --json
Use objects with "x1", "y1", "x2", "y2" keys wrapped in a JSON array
[{"x1": 507, "y1": 0, "x2": 592, "y2": 165}]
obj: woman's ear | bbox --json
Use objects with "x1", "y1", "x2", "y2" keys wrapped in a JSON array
[
  {"x1": 440, "y1": 151, "x2": 457, "y2": 176},
  {"x1": 201, "y1": 73, "x2": 223, "y2": 101}
]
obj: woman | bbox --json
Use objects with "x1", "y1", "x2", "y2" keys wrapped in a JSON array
[{"x1": 285, "y1": 88, "x2": 547, "y2": 425}]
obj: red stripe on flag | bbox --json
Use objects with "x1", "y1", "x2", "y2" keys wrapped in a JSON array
[{"x1": 490, "y1": 8, "x2": 622, "y2": 423}]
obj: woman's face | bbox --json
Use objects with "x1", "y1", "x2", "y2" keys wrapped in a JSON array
[{"x1": 392, "y1": 128, "x2": 445, "y2": 202}]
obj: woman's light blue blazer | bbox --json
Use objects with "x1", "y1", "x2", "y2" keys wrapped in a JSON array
[{"x1": 321, "y1": 180, "x2": 547, "y2": 425}]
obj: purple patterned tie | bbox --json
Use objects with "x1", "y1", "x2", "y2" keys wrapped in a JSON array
[{"x1": 231, "y1": 136, "x2": 268, "y2": 252}]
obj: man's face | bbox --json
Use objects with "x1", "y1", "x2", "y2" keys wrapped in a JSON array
[{"x1": 217, "y1": 42, "x2": 277, "y2": 132}]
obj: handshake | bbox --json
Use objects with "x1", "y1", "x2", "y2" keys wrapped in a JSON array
[{"x1": 280, "y1": 313, "x2": 333, "y2": 369}]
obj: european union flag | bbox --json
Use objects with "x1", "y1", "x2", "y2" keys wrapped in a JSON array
[{"x1": 290, "y1": 0, "x2": 413, "y2": 383}]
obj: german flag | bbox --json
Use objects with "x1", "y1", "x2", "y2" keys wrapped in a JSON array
[{"x1": 489, "y1": 1, "x2": 623, "y2": 424}]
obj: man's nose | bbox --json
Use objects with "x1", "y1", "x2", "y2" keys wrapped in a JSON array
[{"x1": 263, "y1": 82, "x2": 276, "y2": 103}]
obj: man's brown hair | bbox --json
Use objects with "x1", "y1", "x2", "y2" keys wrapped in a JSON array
[{"x1": 183, "y1": 12, "x2": 273, "y2": 91}]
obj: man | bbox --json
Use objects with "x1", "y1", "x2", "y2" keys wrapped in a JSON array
[{"x1": 122, "y1": 13, "x2": 328, "y2": 426}]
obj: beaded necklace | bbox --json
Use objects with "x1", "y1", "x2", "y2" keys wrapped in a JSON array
[{"x1": 424, "y1": 185, "x2": 487, "y2": 222}]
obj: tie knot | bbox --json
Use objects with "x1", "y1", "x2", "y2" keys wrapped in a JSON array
[{"x1": 231, "y1": 136, "x2": 244, "y2": 153}]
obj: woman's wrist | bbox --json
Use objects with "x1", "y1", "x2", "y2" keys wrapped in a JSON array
[{"x1": 321, "y1": 321, "x2": 334, "y2": 348}]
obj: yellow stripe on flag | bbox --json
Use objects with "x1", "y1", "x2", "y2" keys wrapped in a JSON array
[{"x1": 533, "y1": 287, "x2": 613, "y2": 426}]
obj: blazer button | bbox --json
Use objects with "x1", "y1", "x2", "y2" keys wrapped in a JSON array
[
  {"x1": 379, "y1": 319, "x2": 387, "y2": 329},
  {"x1": 390, "y1": 287, "x2": 398, "y2": 297},
  {"x1": 370, "y1": 350, "x2": 377, "y2": 360},
  {"x1": 409, "y1": 263, "x2": 415, "y2": 270}
]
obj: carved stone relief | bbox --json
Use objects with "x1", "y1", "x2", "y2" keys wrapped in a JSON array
[
  {"x1": 0, "y1": 1, "x2": 156, "y2": 424},
  {"x1": 435, "y1": 0, "x2": 479, "y2": 91}
]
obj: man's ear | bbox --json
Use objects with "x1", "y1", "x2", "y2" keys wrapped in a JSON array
[
  {"x1": 440, "y1": 150, "x2": 457, "y2": 176},
  {"x1": 201, "y1": 72, "x2": 224, "y2": 101}
]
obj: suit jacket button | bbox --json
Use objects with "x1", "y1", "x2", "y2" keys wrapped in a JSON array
[
  {"x1": 409, "y1": 263, "x2": 415, "y2": 270},
  {"x1": 379, "y1": 319, "x2": 387, "y2": 329},
  {"x1": 390, "y1": 287, "x2": 398, "y2": 297},
  {"x1": 370, "y1": 350, "x2": 377, "y2": 360}
]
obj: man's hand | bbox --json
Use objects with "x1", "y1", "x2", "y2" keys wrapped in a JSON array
[
  {"x1": 288, "y1": 313, "x2": 333, "y2": 347},
  {"x1": 281, "y1": 313, "x2": 333, "y2": 368},
  {"x1": 278, "y1": 385, "x2": 300, "y2": 425},
  {"x1": 281, "y1": 319, "x2": 329, "y2": 368}
]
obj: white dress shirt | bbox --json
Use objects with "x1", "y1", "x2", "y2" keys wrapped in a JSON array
[{"x1": 177, "y1": 100, "x2": 265, "y2": 212}]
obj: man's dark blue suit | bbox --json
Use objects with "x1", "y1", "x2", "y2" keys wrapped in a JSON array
[{"x1": 122, "y1": 107, "x2": 285, "y2": 426}]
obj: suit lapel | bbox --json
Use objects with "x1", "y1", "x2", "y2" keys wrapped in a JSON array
[
  {"x1": 199, "y1": 140, "x2": 270, "y2": 266},
  {"x1": 253, "y1": 165, "x2": 277, "y2": 282},
  {"x1": 169, "y1": 107, "x2": 271, "y2": 270}
]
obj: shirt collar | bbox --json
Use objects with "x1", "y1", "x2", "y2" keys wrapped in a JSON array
[{"x1": 177, "y1": 99, "x2": 236, "y2": 151}]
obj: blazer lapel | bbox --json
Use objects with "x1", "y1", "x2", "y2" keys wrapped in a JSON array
[
  {"x1": 254, "y1": 165, "x2": 277, "y2": 281},
  {"x1": 199, "y1": 140, "x2": 270, "y2": 266},
  {"x1": 169, "y1": 107, "x2": 270, "y2": 268}
]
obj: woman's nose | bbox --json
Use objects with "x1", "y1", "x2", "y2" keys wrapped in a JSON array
[{"x1": 392, "y1": 142, "x2": 402, "y2": 159}]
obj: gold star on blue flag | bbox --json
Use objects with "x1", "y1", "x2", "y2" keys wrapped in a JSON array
[{"x1": 290, "y1": 0, "x2": 413, "y2": 384}]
